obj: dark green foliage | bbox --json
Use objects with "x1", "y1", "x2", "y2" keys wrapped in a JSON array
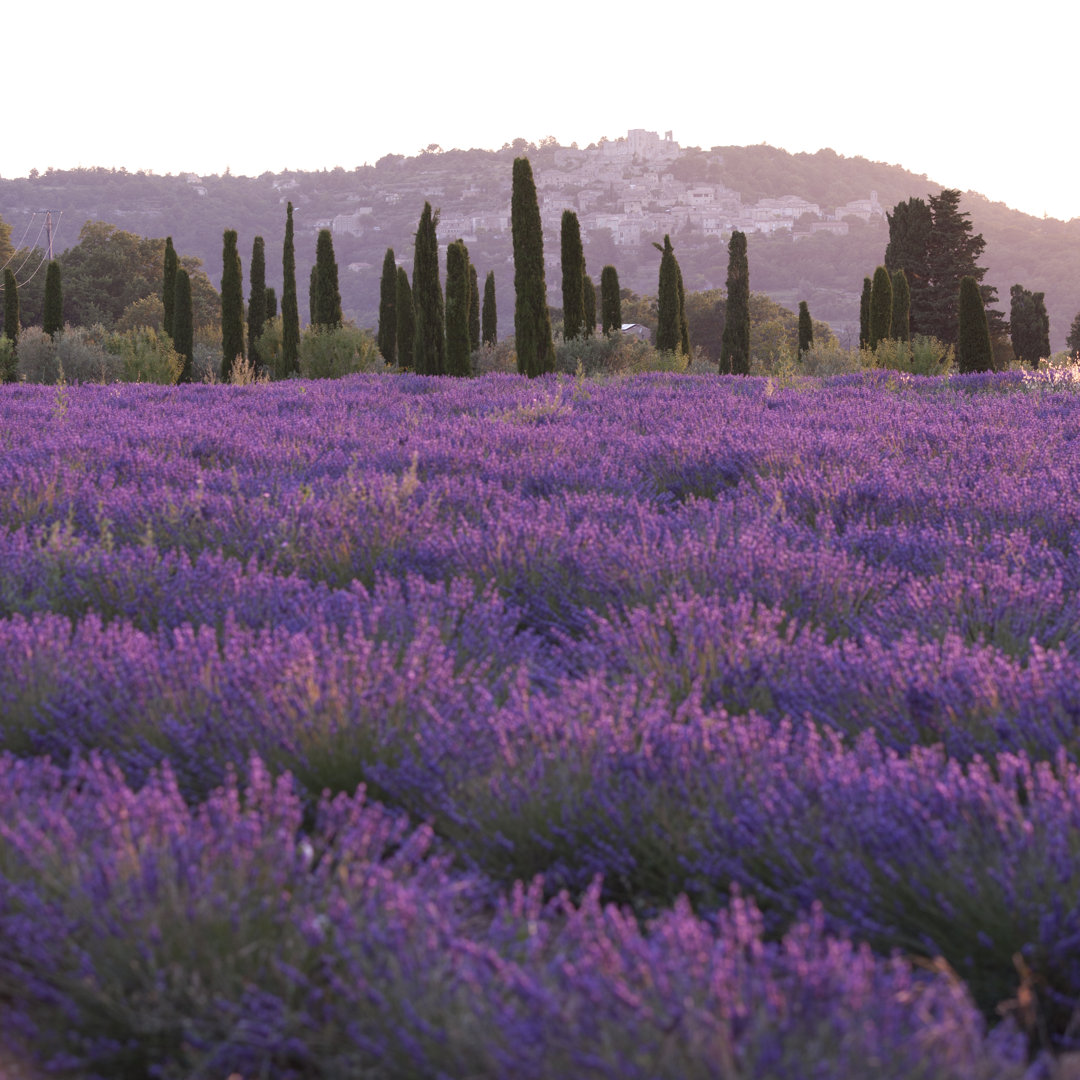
[
  {"x1": 561, "y1": 210, "x2": 586, "y2": 340},
  {"x1": 468, "y1": 264, "x2": 480, "y2": 352},
  {"x1": 1068, "y1": 311, "x2": 1080, "y2": 358},
  {"x1": 281, "y1": 203, "x2": 300, "y2": 375},
  {"x1": 859, "y1": 276, "x2": 872, "y2": 348},
  {"x1": 247, "y1": 236, "x2": 267, "y2": 372},
  {"x1": 313, "y1": 229, "x2": 342, "y2": 329},
  {"x1": 601, "y1": 265, "x2": 621, "y2": 335},
  {"x1": 445, "y1": 239, "x2": 472, "y2": 377},
  {"x1": 511, "y1": 157, "x2": 554, "y2": 376},
  {"x1": 412, "y1": 202, "x2": 446, "y2": 375},
  {"x1": 720, "y1": 231, "x2": 750, "y2": 374},
  {"x1": 173, "y1": 268, "x2": 194, "y2": 383},
  {"x1": 265, "y1": 287, "x2": 277, "y2": 320},
  {"x1": 884, "y1": 198, "x2": 932, "y2": 337},
  {"x1": 377, "y1": 248, "x2": 397, "y2": 363},
  {"x1": 395, "y1": 266, "x2": 415, "y2": 369},
  {"x1": 482, "y1": 270, "x2": 497, "y2": 346},
  {"x1": 43, "y1": 262, "x2": 63, "y2": 337},
  {"x1": 957, "y1": 275, "x2": 993, "y2": 373},
  {"x1": 676, "y1": 261, "x2": 690, "y2": 356},
  {"x1": 797, "y1": 300, "x2": 813, "y2": 357},
  {"x1": 309, "y1": 265, "x2": 319, "y2": 326},
  {"x1": 655, "y1": 235, "x2": 681, "y2": 353},
  {"x1": 891, "y1": 269, "x2": 910, "y2": 343},
  {"x1": 3, "y1": 268, "x2": 18, "y2": 346},
  {"x1": 869, "y1": 265, "x2": 893, "y2": 350},
  {"x1": 220, "y1": 229, "x2": 244, "y2": 381},
  {"x1": 1010, "y1": 284, "x2": 1051, "y2": 368},
  {"x1": 583, "y1": 274, "x2": 596, "y2": 338},
  {"x1": 162, "y1": 237, "x2": 178, "y2": 339}
]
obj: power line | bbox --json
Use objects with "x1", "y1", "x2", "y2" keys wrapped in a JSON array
[{"x1": 0, "y1": 210, "x2": 63, "y2": 290}]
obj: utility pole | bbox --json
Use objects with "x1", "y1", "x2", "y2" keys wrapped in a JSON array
[{"x1": 38, "y1": 210, "x2": 63, "y2": 259}]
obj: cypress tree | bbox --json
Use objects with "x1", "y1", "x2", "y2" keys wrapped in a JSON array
[
  {"x1": 313, "y1": 228, "x2": 342, "y2": 328},
  {"x1": 561, "y1": 210, "x2": 585, "y2": 340},
  {"x1": 396, "y1": 266, "x2": 415, "y2": 369},
  {"x1": 859, "y1": 276, "x2": 872, "y2": 348},
  {"x1": 891, "y1": 269, "x2": 911, "y2": 343},
  {"x1": 583, "y1": 274, "x2": 596, "y2": 338},
  {"x1": 445, "y1": 239, "x2": 472, "y2": 377},
  {"x1": 720, "y1": 231, "x2": 750, "y2": 374},
  {"x1": 281, "y1": 202, "x2": 300, "y2": 375},
  {"x1": 511, "y1": 157, "x2": 554, "y2": 376},
  {"x1": 1067, "y1": 310, "x2": 1080, "y2": 359},
  {"x1": 162, "y1": 236, "x2": 178, "y2": 339},
  {"x1": 173, "y1": 268, "x2": 194, "y2": 383},
  {"x1": 309, "y1": 265, "x2": 319, "y2": 327},
  {"x1": 220, "y1": 229, "x2": 245, "y2": 381},
  {"x1": 797, "y1": 300, "x2": 813, "y2": 358},
  {"x1": 265, "y1": 286, "x2": 277, "y2": 320},
  {"x1": 601, "y1": 265, "x2": 621, "y2": 335},
  {"x1": 868, "y1": 265, "x2": 892, "y2": 350},
  {"x1": 3, "y1": 268, "x2": 19, "y2": 347},
  {"x1": 676, "y1": 260, "x2": 690, "y2": 356},
  {"x1": 957, "y1": 274, "x2": 993, "y2": 373},
  {"x1": 482, "y1": 270, "x2": 497, "y2": 346},
  {"x1": 412, "y1": 202, "x2": 445, "y2": 375},
  {"x1": 43, "y1": 261, "x2": 63, "y2": 337},
  {"x1": 377, "y1": 247, "x2": 397, "y2": 363},
  {"x1": 655, "y1": 235, "x2": 680, "y2": 353},
  {"x1": 248, "y1": 236, "x2": 267, "y2": 372},
  {"x1": 468, "y1": 264, "x2": 481, "y2": 352},
  {"x1": 884, "y1": 197, "x2": 933, "y2": 337},
  {"x1": 1010, "y1": 284, "x2": 1051, "y2": 368}
]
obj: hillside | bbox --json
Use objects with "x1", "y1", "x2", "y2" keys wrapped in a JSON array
[{"x1": 2, "y1": 138, "x2": 1077, "y2": 350}]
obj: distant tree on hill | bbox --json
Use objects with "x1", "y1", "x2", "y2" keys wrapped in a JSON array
[
  {"x1": 1010, "y1": 284, "x2": 1050, "y2": 368},
  {"x1": 859, "y1": 276, "x2": 872, "y2": 348},
  {"x1": 247, "y1": 236, "x2": 267, "y2": 372},
  {"x1": 43, "y1": 262, "x2": 63, "y2": 337},
  {"x1": 220, "y1": 228, "x2": 244, "y2": 381},
  {"x1": 890, "y1": 269, "x2": 910, "y2": 342},
  {"x1": 468, "y1": 263, "x2": 480, "y2": 351},
  {"x1": 561, "y1": 210, "x2": 586, "y2": 340},
  {"x1": 601, "y1": 265, "x2": 621, "y2": 335},
  {"x1": 720, "y1": 231, "x2": 750, "y2": 373},
  {"x1": 511, "y1": 157, "x2": 554, "y2": 376},
  {"x1": 396, "y1": 266, "x2": 415, "y2": 368},
  {"x1": 378, "y1": 248, "x2": 397, "y2": 363},
  {"x1": 957, "y1": 275, "x2": 993, "y2": 373},
  {"x1": 869, "y1": 265, "x2": 892, "y2": 349},
  {"x1": 445, "y1": 238, "x2": 471, "y2": 376},
  {"x1": 162, "y1": 237, "x2": 178, "y2": 338},
  {"x1": 797, "y1": 300, "x2": 813, "y2": 357},
  {"x1": 482, "y1": 270, "x2": 497, "y2": 346},
  {"x1": 173, "y1": 267, "x2": 194, "y2": 382},
  {"x1": 281, "y1": 202, "x2": 300, "y2": 375},
  {"x1": 412, "y1": 201, "x2": 445, "y2": 375},
  {"x1": 313, "y1": 229, "x2": 342, "y2": 328},
  {"x1": 583, "y1": 273, "x2": 596, "y2": 337},
  {"x1": 3, "y1": 268, "x2": 19, "y2": 347}
]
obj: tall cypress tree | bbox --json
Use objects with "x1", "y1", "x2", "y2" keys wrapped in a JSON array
[
  {"x1": 869, "y1": 265, "x2": 893, "y2": 350},
  {"x1": 309, "y1": 265, "x2": 319, "y2": 327},
  {"x1": 445, "y1": 239, "x2": 472, "y2": 377},
  {"x1": 468, "y1": 264, "x2": 481, "y2": 352},
  {"x1": 220, "y1": 229, "x2": 244, "y2": 381},
  {"x1": 281, "y1": 202, "x2": 300, "y2": 375},
  {"x1": 173, "y1": 268, "x2": 194, "y2": 383},
  {"x1": 412, "y1": 202, "x2": 445, "y2": 375},
  {"x1": 396, "y1": 266, "x2": 415, "y2": 369},
  {"x1": 265, "y1": 286, "x2": 277, "y2": 320},
  {"x1": 797, "y1": 300, "x2": 813, "y2": 358},
  {"x1": 561, "y1": 210, "x2": 586, "y2": 340},
  {"x1": 43, "y1": 262, "x2": 63, "y2": 337},
  {"x1": 248, "y1": 236, "x2": 267, "y2": 372},
  {"x1": 511, "y1": 157, "x2": 554, "y2": 376},
  {"x1": 655, "y1": 235, "x2": 680, "y2": 352},
  {"x1": 583, "y1": 274, "x2": 596, "y2": 338},
  {"x1": 891, "y1": 269, "x2": 911, "y2": 343},
  {"x1": 676, "y1": 260, "x2": 690, "y2": 357},
  {"x1": 162, "y1": 236, "x2": 178, "y2": 339},
  {"x1": 720, "y1": 231, "x2": 750, "y2": 374},
  {"x1": 313, "y1": 228, "x2": 342, "y2": 328},
  {"x1": 859, "y1": 276, "x2": 872, "y2": 348},
  {"x1": 1067, "y1": 310, "x2": 1080, "y2": 359},
  {"x1": 957, "y1": 274, "x2": 993, "y2": 373},
  {"x1": 884, "y1": 197, "x2": 933, "y2": 337},
  {"x1": 601, "y1": 265, "x2": 621, "y2": 335},
  {"x1": 482, "y1": 270, "x2": 497, "y2": 346},
  {"x1": 3, "y1": 268, "x2": 19, "y2": 347},
  {"x1": 377, "y1": 247, "x2": 397, "y2": 362}
]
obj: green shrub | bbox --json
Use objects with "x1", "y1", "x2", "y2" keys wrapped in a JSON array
[
  {"x1": 554, "y1": 331, "x2": 665, "y2": 376},
  {"x1": 865, "y1": 335, "x2": 953, "y2": 377},
  {"x1": 104, "y1": 328, "x2": 183, "y2": 384},
  {"x1": 17, "y1": 326, "x2": 119, "y2": 384},
  {"x1": 796, "y1": 341, "x2": 864, "y2": 376},
  {"x1": 473, "y1": 340, "x2": 518, "y2": 375},
  {"x1": 298, "y1": 323, "x2": 383, "y2": 379},
  {"x1": 255, "y1": 316, "x2": 290, "y2": 379},
  {"x1": 0, "y1": 335, "x2": 16, "y2": 382}
]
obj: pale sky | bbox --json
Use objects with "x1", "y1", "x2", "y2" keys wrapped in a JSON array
[{"x1": 6, "y1": 0, "x2": 1078, "y2": 221}]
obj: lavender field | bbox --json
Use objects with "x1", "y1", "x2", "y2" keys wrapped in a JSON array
[{"x1": 3, "y1": 368, "x2": 1080, "y2": 1077}]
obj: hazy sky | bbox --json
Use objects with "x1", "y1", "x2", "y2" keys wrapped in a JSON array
[{"x1": 7, "y1": 0, "x2": 1078, "y2": 221}]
